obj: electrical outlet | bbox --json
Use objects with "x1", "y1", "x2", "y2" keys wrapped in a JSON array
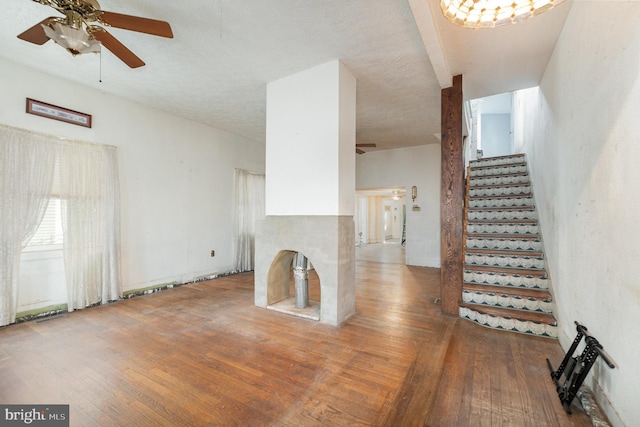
[{"x1": 210, "y1": 250, "x2": 215, "y2": 257}]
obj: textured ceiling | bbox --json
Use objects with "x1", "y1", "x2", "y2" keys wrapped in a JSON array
[{"x1": 0, "y1": 0, "x2": 572, "y2": 152}]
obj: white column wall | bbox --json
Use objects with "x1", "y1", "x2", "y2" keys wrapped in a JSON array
[
  {"x1": 512, "y1": 2, "x2": 640, "y2": 425},
  {"x1": 257, "y1": 60, "x2": 356, "y2": 325},
  {"x1": 0, "y1": 57, "x2": 265, "y2": 312},
  {"x1": 265, "y1": 61, "x2": 356, "y2": 216}
]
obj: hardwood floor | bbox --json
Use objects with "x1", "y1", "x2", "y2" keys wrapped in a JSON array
[
  {"x1": 355, "y1": 240, "x2": 405, "y2": 265},
  {"x1": 0, "y1": 260, "x2": 590, "y2": 426}
]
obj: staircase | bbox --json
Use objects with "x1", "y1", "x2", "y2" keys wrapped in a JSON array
[{"x1": 460, "y1": 154, "x2": 558, "y2": 338}]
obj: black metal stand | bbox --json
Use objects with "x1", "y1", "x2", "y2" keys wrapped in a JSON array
[{"x1": 546, "y1": 321, "x2": 615, "y2": 414}]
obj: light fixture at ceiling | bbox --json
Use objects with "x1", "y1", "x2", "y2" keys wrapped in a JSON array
[
  {"x1": 440, "y1": 0, "x2": 566, "y2": 28},
  {"x1": 42, "y1": 22, "x2": 100, "y2": 55}
]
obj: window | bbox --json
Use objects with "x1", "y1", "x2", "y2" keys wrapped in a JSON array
[{"x1": 24, "y1": 198, "x2": 63, "y2": 249}]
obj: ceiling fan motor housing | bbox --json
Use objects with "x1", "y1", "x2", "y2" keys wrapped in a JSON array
[{"x1": 37, "y1": 0, "x2": 102, "y2": 22}]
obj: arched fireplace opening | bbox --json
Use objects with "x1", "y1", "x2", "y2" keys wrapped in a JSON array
[{"x1": 266, "y1": 249, "x2": 321, "y2": 321}]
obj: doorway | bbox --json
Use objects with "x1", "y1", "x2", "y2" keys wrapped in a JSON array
[{"x1": 355, "y1": 187, "x2": 406, "y2": 264}]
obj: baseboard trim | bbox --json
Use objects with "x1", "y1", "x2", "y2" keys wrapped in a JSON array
[
  {"x1": 589, "y1": 380, "x2": 622, "y2": 427},
  {"x1": 15, "y1": 304, "x2": 69, "y2": 324},
  {"x1": 406, "y1": 257, "x2": 440, "y2": 268}
]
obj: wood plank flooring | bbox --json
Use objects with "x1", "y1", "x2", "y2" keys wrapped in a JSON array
[{"x1": 0, "y1": 260, "x2": 590, "y2": 426}]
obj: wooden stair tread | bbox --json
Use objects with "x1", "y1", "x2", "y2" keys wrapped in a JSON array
[
  {"x1": 466, "y1": 233, "x2": 541, "y2": 240},
  {"x1": 470, "y1": 154, "x2": 525, "y2": 163},
  {"x1": 469, "y1": 172, "x2": 529, "y2": 180},
  {"x1": 470, "y1": 170, "x2": 528, "y2": 178},
  {"x1": 469, "y1": 181, "x2": 530, "y2": 189},
  {"x1": 468, "y1": 193, "x2": 533, "y2": 200},
  {"x1": 467, "y1": 206, "x2": 535, "y2": 212},
  {"x1": 467, "y1": 219, "x2": 538, "y2": 224},
  {"x1": 460, "y1": 303, "x2": 557, "y2": 325},
  {"x1": 463, "y1": 283, "x2": 551, "y2": 299},
  {"x1": 464, "y1": 264, "x2": 547, "y2": 277},
  {"x1": 469, "y1": 161, "x2": 526, "y2": 171},
  {"x1": 465, "y1": 248, "x2": 544, "y2": 257}
]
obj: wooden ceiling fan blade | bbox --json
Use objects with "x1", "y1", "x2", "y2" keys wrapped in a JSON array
[
  {"x1": 98, "y1": 11, "x2": 173, "y2": 38},
  {"x1": 91, "y1": 30, "x2": 145, "y2": 68},
  {"x1": 17, "y1": 18, "x2": 57, "y2": 45},
  {"x1": 356, "y1": 143, "x2": 377, "y2": 148}
]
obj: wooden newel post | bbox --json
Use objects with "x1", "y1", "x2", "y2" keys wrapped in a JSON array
[{"x1": 440, "y1": 74, "x2": 464, "y2": 316}]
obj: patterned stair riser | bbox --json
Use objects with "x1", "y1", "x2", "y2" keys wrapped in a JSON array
[
  {"x1": 460, "y1": 307, "x2": 558, "y2": 338},
  {"x1": 468, "y1": 197, "x2": 534, "y2": 209},
  {"x1": 462, "y1": 290, "x2": 554, "y2": 313},
  {"x1": 466, "y1": 237, "x2": 543, "y2": 252},
  {"x1": 466, "y1": 253, "x2": 545, "y2": 269},
  {"x1": 469, "y1": 184, "x2": 531, "y2": 197},
  {"x1": 467, "y1": 223, "x2": 539, "y2": 235},
  {"x1": 464, "y1": 270, "x2": 549, "y2": 289},
  {"x1": 467, "y1": 209, "x2": 537, "y2": 221},
  {"x1": 470, "y1": 174, "x2": 529, "y2": 187},
  {"x1": 470, "y1": 155, "x2": 525, "y2": 168},
  {"x1": 469, "y1": 164, "x2": 528, "y2": 177}
]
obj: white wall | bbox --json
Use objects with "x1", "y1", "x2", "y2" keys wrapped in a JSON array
[
  {"x1": 0, "y1": 57, "x2": 265, "y2": 312},
  {"x1": 265, "y1": 61, "x2": 356, "y2": 216},
  {"x1": 356, "y1": 145, "x2": 440, "y2": 267},
  {"x1": 512, "y1": 2, "x2": 640, "y2": 425},
  {"x1": 480, "y1": 113, "x2": 511, "y2": 157}
]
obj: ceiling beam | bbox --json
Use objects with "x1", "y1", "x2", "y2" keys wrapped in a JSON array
[{"x1": 408, "y1": 0, "x2": 451, "y2": 89}]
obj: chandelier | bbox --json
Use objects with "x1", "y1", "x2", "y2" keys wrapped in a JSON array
[{"x1": 440, "y1": 0, "x2": 567, "y2": 28}]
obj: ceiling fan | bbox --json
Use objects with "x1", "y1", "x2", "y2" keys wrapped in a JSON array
[
  {"x1": 17, "y1": 0, "x2": 173, "y2": 68},
  {"x1": 356, "y1": 143, "x2": 376, "y2": 154}
]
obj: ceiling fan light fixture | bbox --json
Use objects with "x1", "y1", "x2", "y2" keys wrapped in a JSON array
[
  {"x1": 42, "y1": 22, "x2": 101, "y2": 55},
  {"x1": 440, "y1": 0, "x2": 566, "y2": 28}
]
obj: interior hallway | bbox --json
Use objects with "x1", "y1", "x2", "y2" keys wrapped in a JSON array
[{"x1": 0, "y1": 260, "x2": 590, "y2": 426}]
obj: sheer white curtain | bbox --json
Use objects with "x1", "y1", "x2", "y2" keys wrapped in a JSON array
[
  {"x1": 0, "y1": 124, "x2": 121, "y2": 324},
  {"x1": 60, "y1": 142, "x2": 121, "y2": 311},
  {"x1": 0, "y1": 125, "x2": 57, "y2": 326},
  {"x1": 234, "y1": 169, "x2": 265, "y2": 272}
]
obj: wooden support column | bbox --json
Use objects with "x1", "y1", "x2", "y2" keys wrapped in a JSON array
[{"x1": 440, "y1": 74, "x2": 464, "y2": 316}]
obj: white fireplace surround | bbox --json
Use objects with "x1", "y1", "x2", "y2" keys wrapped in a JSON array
[{"x1": 254, "y1": 215, "x2": 355, "y2": 326}]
